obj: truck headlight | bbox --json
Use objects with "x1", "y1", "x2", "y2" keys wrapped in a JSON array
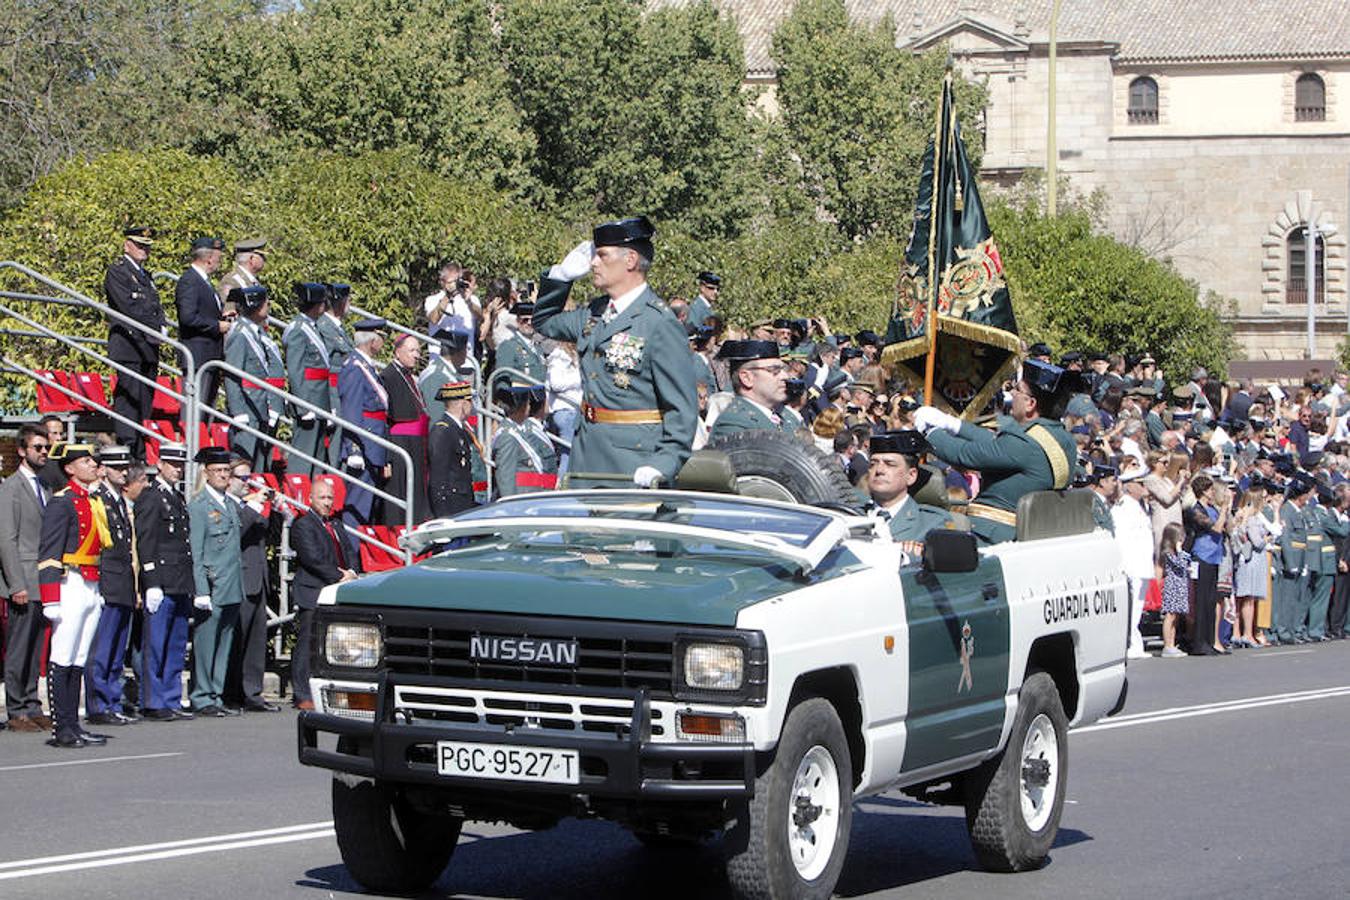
[
  {"x1": 325, "y1": 623, "x2": 382, "y2": 668},
  {"x1": 683, "y1": 643, "x2": 744, "y2": 691}
]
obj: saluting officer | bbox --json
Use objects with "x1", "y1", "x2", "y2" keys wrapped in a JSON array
[
  {"x1": 494, "y1": 301, "x2": 547, "y2": 387},
  {"x1": 689, "y1": 271, "x2": 720, "y2": 328},
  {"x1": 104, "y1": 226, "x2": 166, "y2": 458},
  {"x1": 492, "y1": 386, "x2": 558, "y2": 498},
  {"x1": 284, "y1": 283, "x2": 337, "y2": 477},
  {"x1": 84, "y1": 447, "x2": 142, "y2": 726},
  {"x1": 338, "y1": 320, "x2": 391, "y2": 527},
  {"x1": 187, "y1": 447, "x2": 244, "y2": 716},
  {"x1": 866, "y1": 431, "x2": 954, "y2": 551},
  {"x1": 427, "y1": 381, "x2": 479, "y2": 518},
  {"x1": 708, "y1": 340, "x2": 793, "y2": 441},
  {"x1": 914, "y1": 358, "x2": 1078, "y2": 544},
  {"x1": 224, "y1": 285, "x2": 285, "y2": 472},
  {"x1": 37, "y1": 443, "x2": 112, "y2": 748},
  {"x1": 217, "y1": 238, "x2": 267, "y2": 316},
  {"x1": 319, "y1": 283, "x2": 355, "y2": 467},
  {"x1": 136, "y1": 444, "x2": 195, "y2": 720},
  {"x1": 534, "y1": 216, "x2": 697, "y2": 486}
]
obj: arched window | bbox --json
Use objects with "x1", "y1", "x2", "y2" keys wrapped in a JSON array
[
  {"x1": 1287, "y1": 228, "x2": 1326, "y2": 303},
  {"x1": 1127, "y1": 76, "x2": 1158, "y2": 124},
  {"x1": 1296, "y1": 73, "x2": 1326, "y2": 122}
]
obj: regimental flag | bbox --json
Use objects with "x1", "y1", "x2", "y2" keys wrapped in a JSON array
[{"x1": 882, "y1": 71, "x2": 1019, "y2": 418}]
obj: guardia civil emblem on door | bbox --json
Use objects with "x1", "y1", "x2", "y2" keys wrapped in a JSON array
[{"x1": 957, "y1": 620, "x2": 974, "y2": 693}]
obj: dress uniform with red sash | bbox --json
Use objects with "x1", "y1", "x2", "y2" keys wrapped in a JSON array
[
  {"x1": 319, "y1": 284, "x2": 355, "y2": 468},
  {"x1": 428, "y1": 380, "x2": 479, "y2": 517},
  {"x1": 380, "y1": 338, "x2": 431, "y2": 524},
  {"x1": 224, "y1": 285, "x2": 285, "y2": 472},
  {"x1": 284, "y1": 282, "x2": 337, "y2": 477},
  {"x1": 37, "y1": 444, "x2": 113, "y2": 748},
  {"x1": 491, "y1": 386, "x2": 559, "y2": 499}
]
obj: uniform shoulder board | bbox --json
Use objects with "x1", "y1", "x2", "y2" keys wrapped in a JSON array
[{"x1": 433, "y1": 421, "x2": 448, "y2": 429}]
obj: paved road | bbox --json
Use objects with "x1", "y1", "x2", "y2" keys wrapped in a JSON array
[{"x1": 3, "y1": 643, "x2": 1349, "y2": 899}]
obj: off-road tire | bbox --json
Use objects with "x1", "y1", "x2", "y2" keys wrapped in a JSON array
[
  {"x1": 723, "y1": 698, "x2": 854, "y2": 900},
  {"x1": 331, "y1": 774, "x2": 462, "y2": 895},
  {"x1": 706, "y1": 430, "x2": 859, "y2": 509},
  {"x1": 963, "y1": 671, "x2": 1068, "y2": 872}
]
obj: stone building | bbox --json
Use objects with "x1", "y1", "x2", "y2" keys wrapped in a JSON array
[{"x1": 659, "y1": 0, "x2": 1350, "y2": 361}]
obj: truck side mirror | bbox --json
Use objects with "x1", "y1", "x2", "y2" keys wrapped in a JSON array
[{"x1": 922, "y1": 529, "x2": 979, "y2": 573}]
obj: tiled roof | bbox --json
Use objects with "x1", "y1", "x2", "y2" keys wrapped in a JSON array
[{"x1": 651, "y1": 0, "x2": 1350, "y2": 74}]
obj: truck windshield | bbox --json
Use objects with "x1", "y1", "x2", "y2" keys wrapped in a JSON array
[{"x1": 453, "y1": 491, "x2": 833, "y2": 550}]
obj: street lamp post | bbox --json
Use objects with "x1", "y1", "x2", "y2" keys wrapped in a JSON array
[
  {"x1": 1046, "y1": 0, "x2": 1062, "y2": 216},
  {"x1": 1306, "y1": 219, "x2": 1319, "y2": 359}
]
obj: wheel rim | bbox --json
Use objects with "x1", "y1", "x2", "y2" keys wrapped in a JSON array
[
  {"x1": 735, "y1": 475, "x2": 798, "y2": 503},
  {"x1": 1019, "y1": 713, "x2": 1059, "y2": 832},
  {"x1": 786, "y1": 744, "x2": 841, "y2": 881}
]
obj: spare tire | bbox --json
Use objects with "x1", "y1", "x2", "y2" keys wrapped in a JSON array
[{"x1": 704, "y1": 430, "x2": 860, "y2": 509}]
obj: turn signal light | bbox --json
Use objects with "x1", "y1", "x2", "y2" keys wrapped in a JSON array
[
  {"x1": 676, "y1": 711, "x2": 746, "y2": 743},
  {"x1": 323, "y1": 686, "x2": 377, "y2": 720}
]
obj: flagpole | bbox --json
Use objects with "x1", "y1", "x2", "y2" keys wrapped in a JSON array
[{"x1": 923, "y1": 69, "x2": 952, "y2": 406}]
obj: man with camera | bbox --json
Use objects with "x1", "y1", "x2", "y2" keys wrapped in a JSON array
[{"x1": 423, "y1": 262, "x2": 480, "y2": 358}]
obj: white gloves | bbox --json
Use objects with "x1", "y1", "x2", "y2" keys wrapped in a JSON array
[
  {"x1": 232, "y1": 413, "x2": 250, "y2": 426},
  {"x1": 145, "y1": 587, "x2": 164, "y2": 614},
  {"x1": 913, "y1": 405, "x2": 962, "y2": 435},
  {"x1": 547, "y1": 240, "x2": 594, "y2": 282},
  {"x1": 299, "y1": 411, "x2": 317, "y2": 423},
  {"x1": 42, "y1": 604, "x2": 61, "y2": 623},
  {"x1": 633, "y1": 466, "x2": 663, "y2": 488},
  {"x1": 346, "y1": 454, "x2": 365, "y2": 471},
  {"x1": 193, "y1": 595, "x2": 212, "y2": 611},
  {"x1": 267, "y1": 409, "x2": 280, "y2": 428}
]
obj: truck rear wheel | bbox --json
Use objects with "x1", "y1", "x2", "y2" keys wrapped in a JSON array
[
  {"x1": 332, "y1": 774, "x2": 461, "y2": 895},
  {"x1": 963, "y1": 671, "x2": 1068, "y2": 872},
  {"x1": 723, "y1": 698, "x2": 853, "y2": 900}
]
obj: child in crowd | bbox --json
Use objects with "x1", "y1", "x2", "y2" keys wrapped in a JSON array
[{"x1": 1158, "y1": 522, "x2": 1191, "y2": 658}]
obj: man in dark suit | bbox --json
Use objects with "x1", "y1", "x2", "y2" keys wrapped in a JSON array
[
  {"x1": 0, "y1": 425, "x2": 49, "y2": 732},
  {"x1": 225, "y1": 456, "x2": 281, "y2": 712},
  {"x1": 84, "y1": 448, "x2": 144, "y2": 726},
  {"x1": 175, "y1": 236, "x2": 230, "y2": 410},
  {"x1": 104, "y1": 226, "x2": 167, "y2": 458},
  {"x1": 289, "y1": 478, "x2": 358, "y2": 710}
]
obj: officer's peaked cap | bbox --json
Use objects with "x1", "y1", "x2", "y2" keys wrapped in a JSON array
[{"x1": 592, "y1": 216, "x2": 655, "y2": 260}]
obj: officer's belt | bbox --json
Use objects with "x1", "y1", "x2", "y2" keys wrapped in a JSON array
[
  {"x1": 1291, "y1": 541, "x2": 1307, "y2": 548},
  {"x1": 242, "y1": 376, "x2": 287, "y2": 390},
  {"x1": 362, "y1": 410, "x2": 387, "y2": 421},
  {"x1": 967, "y1": 502, "x2": 1017, "y2": 527},
  {"x1": 303, "y1": 367, "x2": 330, "y2": 382},
  {"x1": 583, "y1": 403, "x2": 662, "y2": 425},
  {"x1": 473, "y1": 480, "x2": 488, "y2": 492},
  {"x1": 516, "y1": 472, "x2": 558, "y2": 489}
]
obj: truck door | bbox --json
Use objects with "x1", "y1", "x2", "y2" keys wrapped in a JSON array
[{"x1": 899, "y1": 554, "x2": 1010, "y2": 773}]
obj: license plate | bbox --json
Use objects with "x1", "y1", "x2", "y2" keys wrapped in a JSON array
[{"x1": 436, "y1": 741, "x2": 580, "y2": 785}]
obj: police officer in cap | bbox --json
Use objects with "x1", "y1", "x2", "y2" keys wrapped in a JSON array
[
  {"x1": 338, "y1": 319, "x2": 391, "y2": 527},
  {"x1": 420, "y1": 329, "x2": 474, "y2": 424},
  {"x1": 914, "y1": 358, "x2": 1078, "y2": 543},
  {"x1": 224, "y1": 284, "x2": 285, "y2": 472},
  {"x1": 104, "y1": 226, "x2": 166, "y2": 458},
  {"x1": 84, "y1": 445, "x2": 141, "y2": 726},
  {"x1": 866, "y1": 431, "x2": 954, "y2": 550},
  {"x1": 319, "y1": 284, "x2": 356, "y2": 467},
  {"x1": 187, "y1": 446, "x2": 244, "y2": 716},
  {"x1": 427, "y1": 380, "x2": 479, "y2": 517},
  {"x1": 534, "y1": 216, "x2": 697, "y2": 486},
  {"x1": 494, "y1": 301, "x2": 547, "y2": 387},
  {"x1": 284, "y1": 282, "x2": 337, "y2": 477},
  {"x1": 709, "y1": 340, "x2": 793, "y2": 440},
  {"x1": 136, "y1": 443, "x2": 196, "y2": 720},
  {"x1": 689, "y1": 272, "x2": 720, "y2": 328},
  {"x1": 492, "y1": 385, "x2": 559, "y2": 498},
  {"x1": 1273, "y1": 473, "x2": 1314, "y2": 646},
  {"x1": 218, "y1": 238, "x2": 267, "y2": 315},
  {"x1": 1087, "y1": 463, "x2": 1118, "y2": 535}
]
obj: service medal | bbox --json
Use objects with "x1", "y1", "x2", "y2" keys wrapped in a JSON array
[{"x1": 613, "y1": 371, "x2": 631, "y2": 389}]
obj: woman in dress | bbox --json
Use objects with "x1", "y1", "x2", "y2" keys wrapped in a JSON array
[
  {"x1": 1144, "y1": 450, "x2": 1186, "y2": 553},
  {"x1": 1187, "y1": 474, "x2": 1229, "y2": 655},
  {"x1": 1230, "y1": 484, "x2": 1281, "y2": 648},
  {"x1": 1158, "y1": 522, "x2": 1191, "y2": 658}
]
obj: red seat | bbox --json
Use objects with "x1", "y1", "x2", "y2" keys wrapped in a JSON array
[
  {"x1": 283, "y1": 474, "x2": 312, "y2": 508},
  {"x1": 71, "y1": 372, "x2": 110, "y2": 410},
  {"x1": 152, "y1": 376, "x2": 182, "y2": 417},
  {"x1": 35, "y1": 370, "x2": 81, "y2": 413},
  {"x1": 358, "y1": 526, "x2": 404, "y2": 572},
  {"x1": 260, "y1": 473, "x2": 281, "y2": 493},
  {"x1": 141, "y1": 420, "x2": 182, "y2": 466},
  {"x1": 197, "y1": 422, "x2": 230, "y2": 449}
]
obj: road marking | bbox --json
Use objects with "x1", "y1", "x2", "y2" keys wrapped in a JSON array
[
  {"x1": 1076, "y1": 685, "x2": 1350, "y2": 734},
  {"x1": 1253, "y1": 649, "x2": 1314, "y2": 657},
  {"x1": 0, "y1": 752, "x2": 183, "y2": 773},
  {"x1": 0, "y1": 822, "x2": 335, "y2": 880}
]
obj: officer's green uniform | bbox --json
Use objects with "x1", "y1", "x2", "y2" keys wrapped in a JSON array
[
  {"x1": 1091, "y1": 492, "x2": 1116, "y2": 535},
  {"x1": 187, "y1": 487, "x2": 243, "y2": 711},
  {"x1": 419, "y1": 355, "x2": 464, "y2": 425},
  {"x1": 688, "y1": 295, "x2": 714, "y2": 328},
  {"x1": 318, "y1": 313, "x2": 354, "y2": 467},
  {"x1": 709, "y1": 396, "x2": 791, "y2": 441},
  {"x1": 780, "y1": 405, "x2": 805, "y2": 432},
  {"x1": 1275, "y1": 500, "x2": 1308, "y2": 643},
  {"x1": 224, "y1": 317, "x2": 285, "y2": 471},
  {"x1": 469, "y1": 432, "x2": 490, "y2": 504},
  {"x1": 1306, "y1": 502, "x2": 1348, "y2": 639},
  {"x1": 493, "y1": 420, "x2": 559, "y2": 498},
  {"x1": 495, "y1": 332, "x2": 547, "y2": 386},
  {"x1": 691, "y1": 351, "x2": 716, "y2": 389},
  {"x1": 1145, "y1": 410, "x2": 1166, "y2": 446},
  {"x1": 927, "y1": 416, "x2": 1076, "y2": 543},
  {"x1": 283, "y1": 311, "x2": 337, "y2": 477},
  {"x1": 533, "y1": 276, "x2": 697, "y2": 483},
  {"x1": 527, "y1": 419, "x2": 559, "y2": 476},
  {"x1": 883, "y1": 496, "x2": 954, "y2": 543}
]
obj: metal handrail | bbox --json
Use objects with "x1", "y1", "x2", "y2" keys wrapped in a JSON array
[
  {"x1": 350, "y1": 302, "x2": 439, "y2": 348},
  {"x1": 481, "y1": 365, "x2": 575, "y2": 455},
  {"x1": 0, "y1": 326, "x2": 107, "y2": 347},
  {"x1": 0, "y1": 360, "x2": 166, "y2": 447}
]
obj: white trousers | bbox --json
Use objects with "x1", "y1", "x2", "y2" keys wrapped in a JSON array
[
  {"x1": 1126, "y1": 575, "x2": 1147, "y2": 652},
  {"x1": 48, "y1": 571, "x2": 102, "y2": 667}
]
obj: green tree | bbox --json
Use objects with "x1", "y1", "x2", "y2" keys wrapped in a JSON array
[{"x1": 771, "y1": 0, "x2": 987, "y2": 241}]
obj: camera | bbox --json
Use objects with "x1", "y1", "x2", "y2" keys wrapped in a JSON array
[{"x1": 455, "y1": 276, "x2": 471, "y2": 292}]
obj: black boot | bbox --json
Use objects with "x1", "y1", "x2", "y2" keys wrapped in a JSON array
[
  {"x1": 71, "y1": 667, "x2": 107, "y2": 744},
  {"x1": 47, "y1": 664, "x2": 87, "y2": 749}
]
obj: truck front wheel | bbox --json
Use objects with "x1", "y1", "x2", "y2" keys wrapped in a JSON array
[
  {"x1": 723, "y1": 698, "x2": 854, "y2": 900},
  {"x1": 963, "y1": 671, "x2": 1068, "y2": 872},
  {"x1": 332, "y1": 774, "x2": 462, "y2": 895}
]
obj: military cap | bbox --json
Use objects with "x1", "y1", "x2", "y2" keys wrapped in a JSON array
[
  {"x1": 592, "y1": 216, "x2": 655, "y2": 260},
  {"x1": 821, "y1": 370, "x2": 851, "y2": 398},
  {"x1": 773, "y1": 318, "x2": 795, "y2": 330},
  {"x1": 434, "y1": 328, "x2": 470, "y2": 352},
  {"x1": 510, "y1": 301, "x2": 535, "y2": 317},
  {"x1": 1171, "y1": 384, "x2": 1196, "y2": 401},
  {"x1": 1287, "y1": 472, "x2": 1316, "y2": 497},
  {"x1": 96, "y1": 445, "x2": 132, "y2": 467},
  {"x1": 840, "y1": 347, "x2": 865, "y2": 363},
  {"x1": 228, "y1": 284, "x2": 270, "y2": 316},
  {"x1": 234, "y1": 237, "x2": 267, "y2": 255},
  {"x1": 855, "y1": 330, "x2": 882, "y2": 347},
  {"x1": 527, "y1": 385, "x2": 547, "y2": 407},
  {"x1": 1022, "y1": 358, "x2": 1069, "y2": 394},
  {"x1": 688, "y1": 324, "x2": 714, "y2": 347},
  {"x1": 195, "y1": 446, "x2": 232, "y2": 465},
  {"x1": 1138, "y1": 353, "x2": 1156, "y2": 365},
  {"x1": 436, "y1": 380, "x2": 473, "y2": 401},
  {"x1": 1090, "y1": 464, "x2": 1118, "y2": 483},
  {"x1": 158, "y1": 443, "x2": 188, "y2": 464},
  {"x1": 124, "y1": 226, "x2": 155, "y2": 246},
  {"x1": 352, "y1": 317, "x2": 387, "y2": 332},
  {"x1": 1272, "y1": 453, "x2": 1297, "y2": 476},
  {"x1": 696, "y1": 271, "x2": 721, "y2": 286},
  {"x1": 1119, "y1": 464, "x2": 1147, "y2": 483},
  {"x1": 191, "y1": 236, "x2": 225, "y2": 252},
  {"x1": 716, "y1": 340, "x2": 780, "y2": 364},
  {"x1": 784, "y1": 377, "x2": 806, "y2": 401},
  {"x1": 50, "y1": 442, "x2": 96, "y2": 464},
  {"x1": 326, "y1": 283, "x2": 351, "y2": 309},
  {"x1": 1127, "y1": 384, "x2": 1160, "y2": 398},
  {"x1": 871, "y1": 430, "x2": 930, "y2": 458},
  {"x1": 493, "y1": 384, "x2": 532, "y2": 408},
  {"x1": 1059, "y1": 350, "x2": 1084, "y2": 365},
  {"x1": 1087, "y1": 351, "x2": 1109, "y2": 363},
  {"x1": 1026, "y1": 341, "x2": 1053, "y2": 359},
  {"x1": 294, "y1": 281, "x2": 328, "y2": 309},
  {"x1": 1315, "y1": 479, "x2": 1336, "y2": 504},
  {"x1": 833, "y1": 333, "x2": 852, "y2": 347},
  {"x1": 1250, "y1": 416, "x2": 1267, "y2": 431},
  {"x1": 851, "y1": 380, "x2": 877, "y2": 397},
  {"x1": 1304, "y1": 450, "x2": 1325, "y2": 468}
]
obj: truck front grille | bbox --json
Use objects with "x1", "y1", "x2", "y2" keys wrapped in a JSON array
[{"x1": 391, "y1": 684, "x2": 664, "y2": 738}]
